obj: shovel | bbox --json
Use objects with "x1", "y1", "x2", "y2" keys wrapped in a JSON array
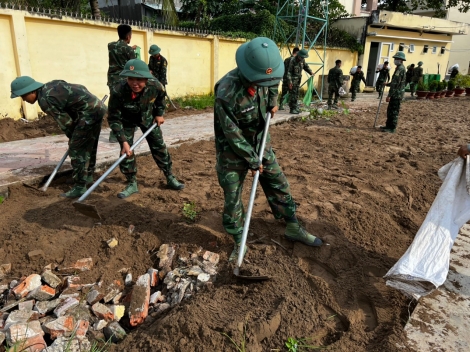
[
  {"x1": 166, "y1": 92, "x2": 178, "y2": 112},
  {"x1": 73, "y1": 122, "x2": 159, "y2": 220},
  {"x1": 233, "y1": 112, "x2": 272, "y2": 281},
  {"x1": 28, "y1": 95, "x2": 109, "y2": 192},
  {"x1": 373, "y1": 86, "x2": 385, "y2": 128}
]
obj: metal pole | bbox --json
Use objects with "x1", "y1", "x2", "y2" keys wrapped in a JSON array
[
  {"x1": 234, "y1": 113, "x2": 272, "y2": 275},
  {"x1": 373, "y1": 86, "x2": 385, "y2": 127},
  {"x1": 76, "y1": 123, "x2": 158, "y2": 203},
  {"x1": 40, "y1": 150, "x2": 69, "y2": 192}
]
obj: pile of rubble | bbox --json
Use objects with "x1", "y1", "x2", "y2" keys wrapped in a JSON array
[{"x1": 0, "y1": 244, "x2": 219, "y2": 351}]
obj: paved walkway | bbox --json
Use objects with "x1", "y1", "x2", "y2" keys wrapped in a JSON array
[{"x1": 0, "y1": 111, "x2": 305, "y2": 188}]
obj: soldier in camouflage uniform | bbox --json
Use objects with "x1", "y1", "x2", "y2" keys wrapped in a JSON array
[
  {"x1": 410, "y1": 61, "x2": 423, "y2": 97},
  {"x1": 214, "y1": 37, "x2": 323, "y2": 262},
  {"x1": 148, "y1": 45, "x2": 168, "y2": 86},
  {"x1": 350, "y1": 66, "x2": 366, "y2": 102},
  {"x1": 10, "y1": 76, "x2": 106, "y2": 198},
  {"x1": 108, "y1": 59, "x2": 184, "y2": 198},
  {"x1": 279, "y1": 47, "x2": 299, "y2": 110},
  {"x1": 287, "y1": 49, "x2": 313, "y2": 114},
  {"x1": 327, "y1": 60, "x2": 343, "y2": 109},
  {"x1": 107, "y1": 24, "x2": 137, "y2": 143},
  {"x1": 380, "y1": 52, "x2": 407, "y2": 133},
  {"x1": 375, "y1": 61, "x2": 390, "y2": 98}
]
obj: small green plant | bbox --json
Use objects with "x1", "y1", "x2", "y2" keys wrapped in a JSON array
[
  {"x1": 417, "y1": 81, "x2": 428, "y2": 91},
  {"x1": 447, "y1": 79, "x2": 455, "y2": 91},
  {"x1": 221, "y1": 322, "x2": 247, "y2": 352},
  {"x1": 285, "y1": 337, "x2": 324, "y2": 351},
  {"x1": 429, "y1": 80, "x2": 438, "y2": 92},
  {"x1": 182, "y1": 201, "x2": 198, "y2": 222},
  {"x1": 0, "y1": 196, "x2": 4, "y2": 204},
  {"x1": 174, "y1": 93, "x2": 214, "y2": 110},
  {"x1": 340, "y1": 100, "x2": 349, "y2": 115}
]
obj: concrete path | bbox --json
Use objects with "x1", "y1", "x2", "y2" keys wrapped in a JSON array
[
  {"x1": 0, "y1": 111, "x2": 306, "y2": 189},
  {"x1": 403, "y1": 224, "x2": 470, "y2": 351}
]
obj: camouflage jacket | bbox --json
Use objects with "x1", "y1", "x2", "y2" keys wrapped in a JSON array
[
  {"x1": 148, "y1": 55, "x2": 168, "y2": 85},
  {"x1": 37, "y1": 80, "x2": 106, "y2": 139},
  {"x1": 376, "y1": 67, "x2": 390, "y2": 83},
  {"x1": 411, "y1": 66, "x2": 423, "y2": 82},
  {"x1": 282, "y1": 56, "x2": 293, "y2": 81},
  {"x1": 351, "y1": 71, "x2": 366, "y2": 86},
  {"x1": 108, "y1": 79, "x2": 166, "y2": 144},
  {"x1": 214, "y1": 68, "x2": 278, "y2": 171},
  {"x1": 388, "y1": 64, "x2": 406, "y2": 99},
  {"x1": 107, "y1": 40, "x2": 136, "y2": 87},
  {"x1": 450, "y1": 68, "x2": 459, "y2": 79},
  {"x1": 287, "y1": 57, "x2": 313, "y2": 84},
  {"x1": 328, "y1": 66, "x2": 343, "y2": 90}
]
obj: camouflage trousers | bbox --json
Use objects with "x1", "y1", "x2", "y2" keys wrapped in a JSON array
[
  {"x1": 350, "y1": 82, "x2": 360, "y2": 100},
  {"x1": 409, "y1": 81, "x2": 418, "y2": 93},
  {"x1": 69, "y1": 121, "x2": 102, "y2": 186},
  {"x1": 385, "y1": 97, "x2": 402, "y2": 130},
  {"x1": 289, "y1": 79, "x2": 301, "y2": 110},
  {"x1": 117, "y1": 123, "x2": 172, "y2": 182},
  {"x1": 376, "y1": 80, "x2": 385, "y2": 95},
  {"x1": 217, "y1": 156, "x2": 296, "y2": 244},
  {"x1": 327, "y1": 85, "x2": 339, "y2": 106},
  {"x1": 280, "y1": 83, "x2": 289, "y2": 106}
]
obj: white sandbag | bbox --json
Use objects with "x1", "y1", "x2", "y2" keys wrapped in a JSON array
[
  {"x1": 350, "y1": 66, "x2": 357, "y2": 75},
  {"x1": 338, "y1": 87, "x2": 346, "y2": 96},
  {"x1": 450, "y1": 63, "x2": 459, "y2": 70},
  {"x1": 384, "y1": 157, "x2": 470, "y2": 299}
]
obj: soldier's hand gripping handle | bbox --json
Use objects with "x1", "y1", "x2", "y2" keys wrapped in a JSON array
[
  {"x1": 250, "y1": 164, "x2": 264, "y2": 177},
  {"x1": 121, "y1": 141, "x2": 133, "y2": 158}
]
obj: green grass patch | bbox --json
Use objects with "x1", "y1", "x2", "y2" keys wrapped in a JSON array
[
  {"x1": 0, "y1": 196, "x2": 4, "y2": 204},
  {"x1": 174, "y1": 93, "x2": 214, "y2": 110}
]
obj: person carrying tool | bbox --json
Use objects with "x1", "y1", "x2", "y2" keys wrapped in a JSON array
[
  {"x1": 410, "y1": 61, "x2": 423, "y2": 97},
  {"x1": 380, "y1": 52, "x2": 407, "y2": 133},
  {"x1": 279, "y1": 47, "x2": 299, "y2": 110},
  {"x1": 450, "y1": 65, "x2": 459, "y2": 80},
  {"x1": 107, "y1": 24, "x2": 137, "y2": 144},
  {"x1": 327, "y1": 60, "x2": 343, "y2": 109},
  {"x1": 10, "y1": 77, "x2": 107, "y2": 198},
  {"x1": 287, "y1": 49, "x2": 313, "y2": 114},
  {"x1": 214, "y1": 37, "x2": 323, "y2": 262},
  {"x1": 148, "y1": 45, "x2": 168, "y2": 86},
  {"x1": 375, "y1": 61, "x2": 390, "y2": 99},
  {"x1": 405, "y1": 63, "x2": 415, "y2": 99},
  {"x1": 350, "y1": 66, "x2": 366, "y2": 102},
  {"x1": 107, "y1": 58, "x2": 184, "y2": 198}
]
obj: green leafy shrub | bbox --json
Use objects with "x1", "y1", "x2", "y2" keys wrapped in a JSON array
[
  {"x1": 429, "y1": 80, "x2": 438, "y2": 92},
  {"x1": 417, "y1": 81, "x2": 428, "y2": 91},
  {"x1": 182, "y1": 201, "x2": 198, "y2": 222},
  {"x1": 447, "y1": 79, "x2": 455, "y2": 90}
]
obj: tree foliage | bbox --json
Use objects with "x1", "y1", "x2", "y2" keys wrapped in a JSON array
[
  {"x1": 0, "y1": 0, "x2": 93, "y2": 14},
  {"x1": 367, "y1": 0, "x2": 470, "y2": 17}
]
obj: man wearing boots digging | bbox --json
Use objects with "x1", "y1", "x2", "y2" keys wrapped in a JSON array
[
  {"x1": 108, "y1": 58, "x2": 184, "y2": 198},
  {"x1": 214, "y1": 37, "x2": 323, "y2": 262},
  {"x1": 10, "y1": 77, "x2": 107, "y2": 198},
  {"x1": 286, "y1": 48, "x2": 313, "y2": 114},
  {"x1": 375, "y1": 61, "x2": 390, "y2": 99}
]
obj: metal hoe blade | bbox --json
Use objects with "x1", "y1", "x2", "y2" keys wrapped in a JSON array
[
  {"x1": 233, "y1": 112, "x2": 273, "y2": 281},
  {"x1": 72, "y1": 202, "x2": 101, "y2": 220}
]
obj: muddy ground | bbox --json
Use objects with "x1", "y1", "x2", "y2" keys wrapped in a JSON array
[
  {"x1": 1, "y1": 97, "x2": 467, "y2": 351},
  {"x1": 0, "y1": 106, "x2": 212, "y2": 143}
]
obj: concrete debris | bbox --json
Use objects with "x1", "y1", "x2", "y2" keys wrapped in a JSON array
[
  {"x1": 59, "y1": 258, "x2": 93, "y2": 273},
  {"x1": 86, "y1": 289, "x2": 104, "y2": 305},
  {"x1": 28, "y1": 285, "x2": 55, "y2": 301},
  {"x1": 203, "y1": 251, "x2": 220, "y2": 265},
  {"x1": 34, "y1": 299, "x2": 61, "y2": 315},
  {"x1": 12, "y1": 274, "x2": 42, "y2": 298},
  {"x1": 128, "y1": 224, "x2": 135, "y2": 234},
  {"x1": 157, "y1": 244, "x2": 175, "y2": 270},
  {"x1": 4, "y1": 310, "x2": 34, "y2": 330},
  {"x1": 125, "y1": 273, "x2": 133, "y2": 286},
  {"x1": 188, "y1": 266, "x2": 204, "y2": 276},
  {"x1": 197, "y1": 273, "x2": 210, "y2": 283},
  {"x1": 53, "y1": 297, "x2": 79, "y2": 317},
  {"x1": 103, "y1": 321, "x2": 126, "y2": 343},
  {"x1": 27, "y1": 249, "x2": 45, "y2": 261},
  {"x1": 41, "y1": 271, "x2": 61, "y2": 289},
  {"x1": 7, "y1": 320, "x2": 44, "y2": 343},
  {"x1": 129, "y1": 274, "x2": 150, "y2": 327},
  {"x1": 107, "y1": 237, "x2": 119, "y2": 248},
  {"x1": 0, "y1": 263, "x2": 12, "y2": 280},
  {"x1": 93, "y1": 319, "x2": 108, "y2": 331},
  {"x1": 103, "y1": 281, "x2": 123, "y2": 303},
  {"x1": 44, "y1": 336, "x2": 91, "y2": 352},
  {"x1": 43, "y1": 316, "x2": 75, "y2": 340},
  {"x1": 91, "y1": 303, "x2": 114, "y2": 322},
  {"x1": 18, "y1": 300, "x2": 34, "y2": 312}
]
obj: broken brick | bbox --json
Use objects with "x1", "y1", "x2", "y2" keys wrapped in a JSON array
[
  {"x1": 4, "y1": 310, "x2": 34, "y2": 330},
  {"x1": 35, "y1": 299, "x2": 61, "y2": 315},
  {"x1": 41, "y1": 270, "x2": 62, "y2": 289},
  {"x1": 203, "y1": 251, "x2": 220, "y2": 265},
  {"x1": 7, "y1": 320, "x2": 44, "y2": 343},
  {"x1": 12, "y1": 274, "x2": 42, "y2": 298},
  {"x1": 103, "y1": 321, "x2": 126, "y2": 343},
  {"x1": 74, "y1": 320, "x2": 89, "y2": 339},
  {"x1": 157, "y1": 244, "x2": 175, "y2": 270},
  {"x1": 93, "y1": 319, "x2": 108, "y2": 331},
  {"x1": 110, "y1": 305, "x2": 125, "y2": 322},
  {"x1": 18, "y1": 300, "x2": 35, "y2": 311},
  {"x1": 43, "y1": 316, "x2": 75, "y2": 340},
  {"x1": 91, "y1": 303, "x2": 114, "y2": 322},
  {"x1": 28, "y1": 285, "x2": 55, "y2": 301},
  {"x1": 129, "y1": 273, "x2": 150, "y2": 327},
  {"x1": 59, "y1": 258, "x2": 93, "y2": 273},
  {"x1": 53, "y1": 297, "x2": 79, "y2": 317},
  {"x1": 86, "y1": 289, "x2": 104, "y2": 305},
  {"x1": 103, "y1": 281, "x2": 123, "y2": 303},
  {"x1": 8, "y1": 334, "x2": 46, "y2": 352},
  {"x1": 147, "y1": 268, "x2": 159, "y2": 286}
]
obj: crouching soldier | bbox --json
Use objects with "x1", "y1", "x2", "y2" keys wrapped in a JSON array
[
  {"x1": 108, "y1": 58, "x2": 184, "y2": 198},
  {"x1": 214, "y1": 37, "x2": 323, "y2": 262},
  {"x1": 10, "y1": 77, "x2": 106, "y2": 198}
]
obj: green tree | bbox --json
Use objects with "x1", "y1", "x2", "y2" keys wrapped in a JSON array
[{"x1": 365, "y1": 0, "x2": 470, "y2": 17}]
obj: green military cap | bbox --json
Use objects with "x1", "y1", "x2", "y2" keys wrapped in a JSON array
[
  {"x1": 393, "y1": 51, "x2": 406, "y2": 61},
  {"x1": 297, "y1": 49, "x2": 309, "y2": 58},
  {"x1": 236, "y1": 37, "x2": 284, "y2": 87},
  {"x1": 10, "y1": 76, "x2": 44, "y2": 98},
  {"x1": 149, "y1": 44, "x2": 161, "y2": 55},
  {"x1": 417, "y1": 61, "x2": 423, "y2": 66},
  {"x1": 120, "y1": 59, "x2": 154, "y2": 79}
]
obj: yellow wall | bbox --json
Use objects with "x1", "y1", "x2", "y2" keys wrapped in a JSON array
[{"x1": 0, "y1": 8, "x2": 357, "y2": 120}]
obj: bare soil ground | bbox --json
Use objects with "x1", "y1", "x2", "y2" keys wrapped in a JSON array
[{"x1": 1, "y1": 98, "x2": 467, "y2": 351}]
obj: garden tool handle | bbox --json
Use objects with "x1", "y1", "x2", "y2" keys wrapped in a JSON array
[
  {"x1": 76, "y1": 123, "x2": 158, "y2": 203},
  {"x1": 235, "y1": 112, "x2": 272, "y2": 272}
]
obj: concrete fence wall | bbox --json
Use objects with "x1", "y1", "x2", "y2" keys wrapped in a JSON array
[{"x1": 0, "y1": 8, "x2": 357, "y2": 120}]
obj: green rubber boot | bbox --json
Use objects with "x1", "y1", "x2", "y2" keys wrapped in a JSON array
[
  {"x1": 117, "y1": 181, "x2": 138, "y2": 199},
  {"x1": 86, "y1": 174, "x2": 94, "y2": 185},
  {"x1": 166, "y1": 175, "x2": 184, "y2": 190},
  {"x1": 60, "y1": 185, "x2": 87, "y2": 199},
  {"x1": 381, "y1": 128, "x2": 396, "y2": 133},
  {"x1": 284, "y1": 222, "x2": 323, "y2": 247},
  {"x1": 229, "y1": 243, "x2": 248, "y2": 262},
  {"x1": 109, "y1": 131, "x2": 118, "y2": 143},
  {"x1": 290, "y1": 108, "x2": 300, "y2": 114},
  {"x1": 279, "y1": 104, "x2": 285, "y2": 110}
]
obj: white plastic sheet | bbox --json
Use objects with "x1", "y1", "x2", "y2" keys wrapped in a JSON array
[
  {"x1": 338, "y1": 87, "x2": 346, "y2": 96},
  {"x1": 385, "y1": 157, "x2": 470, "y2": 299},
  {"x1": 350, "y1": 66, "x2": 357, "y2": 75}
]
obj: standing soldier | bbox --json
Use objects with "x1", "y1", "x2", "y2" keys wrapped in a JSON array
[
  {"x1": 148, "y1": 44, "x2": 168, "y2": 86},
  {"x1": 279, "y1": 47, "x2": 299, "y2": 110},
  {"x1": 375, "y1": 61, "x2": 390, "y2": 99},
  {"x1": 350, "y1": 66, "x2": 366, "y2": 102},
  {"x1": 214, "y1": 37, "x2": 323, "y2": 262},
  {"x1": 380, "y1": 52, "x2": 406, "y2": 133},
  {"x1": 410, "y1": 61, "x2": 423, "y2": 97},
  {"x1": 405, "y1": 64, "x2": 415, "y2": 99},
  {"x1": 450, "y1": 65, "x2": 459, "y2": 79},
  {"x1": 107, "y1": 24, "x2": 137, "y2": 143},
  {"x1": 327, "y1": 59, "x2": 343, "y2": 109},
  {"x1": 10, "y1": 77, "x2": 106, "y2": 198},
  {"x1": 108, "y1": 59, "x2": 184, "y2": 198},
  {"x1": 287, "y1": 49, "x2": 313, "y2": 114}
]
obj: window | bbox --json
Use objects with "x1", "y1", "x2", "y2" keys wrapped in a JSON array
[
  {"x1": 399, "y1": 42, "x2": 405, "y2": 51},
  {"x1": 409, "y1": 44, "x2": 415, "y2": 53},
  {"x1": 432, "y1": 46, "x2": 437, "y2": 54},
  {"x1": 440, "y1": 47, "x2": 446, "y2": 54},
  {"x1": 390, "y1": 43, "x2": 395, "y2": 52},
  {"x1": 423, "y1": 45, "x2": 429, "y2": 53}
]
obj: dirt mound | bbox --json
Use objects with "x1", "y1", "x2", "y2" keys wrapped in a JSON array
[{"x1": 1, "y1": 98, "x2": 467, "y2": 351}]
